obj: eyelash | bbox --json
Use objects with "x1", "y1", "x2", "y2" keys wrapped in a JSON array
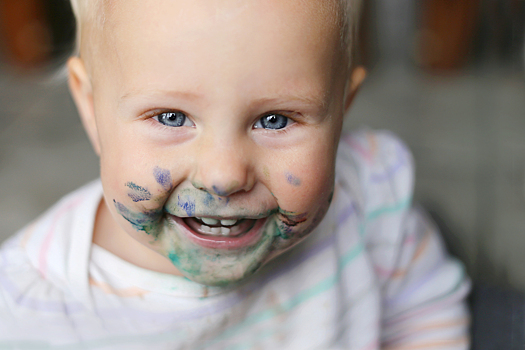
[
  {"x1": 253, "y1": 114, "x2": 295, "y2": 134},
  {"x1": 145, "y1": 110, "x2": 297, "y2": 132}
]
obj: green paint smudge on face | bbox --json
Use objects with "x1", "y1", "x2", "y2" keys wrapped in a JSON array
[
  {"x1": 113, "y1": 200, "x2": 163, "y2": 237},
  {"x1": 168, "y1": 251, "x2": 203, "y2": 277},
  {"x1": 272, "y1": 219, "x2": 291, "y2": 240},
  {"x1": 168, "y1": 252, "x2": 179, "y2": 265},
  {"x1": 162, "y1": 220, "x2": 278, "y2": 287}
]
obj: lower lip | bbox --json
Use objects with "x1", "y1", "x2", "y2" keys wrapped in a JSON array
[{"x1": 169, "y1": 215, "x2": 268, "y2": 250}]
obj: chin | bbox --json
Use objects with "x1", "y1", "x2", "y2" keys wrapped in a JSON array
[{"x1": 160, "y1": 215, "x2": 312, "y2": 287}]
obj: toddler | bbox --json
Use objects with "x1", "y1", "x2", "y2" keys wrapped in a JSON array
[{"x1": 0, "y1": 0, "x2": 470, "y2": 349}]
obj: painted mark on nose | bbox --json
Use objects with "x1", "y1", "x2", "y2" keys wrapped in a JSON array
[
  {"x1": 126, "y1": 182, "x2": 152, "y2": 202},
  {"x1": 178, "y1": 195, "x2": 196, "y2": 216},
  {"x1": 212, "y1": 181, "x2": 240, "y2": 197},
  {"x1": 212, "y1": 185, "x2": 228, "y2": 197},
  {"x1": 154, "y1": 167, "x2": 172, "y2": 189},
  {"x1": 285, "y1": 172, "x2": 301, "y2": 187}
]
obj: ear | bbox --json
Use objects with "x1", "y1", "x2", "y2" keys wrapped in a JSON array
[
  {"x1": 344, "y1": 66, "x2": 367, "y2": 114},
  {"x1": 67, "y1": 57, "x2": 101, "y2": 156}
]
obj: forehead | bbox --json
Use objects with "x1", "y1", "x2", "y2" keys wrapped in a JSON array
[
  {"x1": 92, "y1": 0, "x2": 344, "y2": 101},
  {"x1": 102, "y1": 0, "x2": 342, "y2": 34}
]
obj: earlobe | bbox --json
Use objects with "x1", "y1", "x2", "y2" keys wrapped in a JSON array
[
  {"x1": 67, "y1": 57, "x2": 101, "y2": 156},
  {"x1": 344, "y1": 66, "x2": 367, "y2": 114}
]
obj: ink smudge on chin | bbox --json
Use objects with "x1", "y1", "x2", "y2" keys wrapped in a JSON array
[
  {"x1": 177, "y1": 195, "x2": 196, "y2": 216},
  {"x1": 154, "y1": 166, "x2": 172, "y2": 189},
  {"x1": 285, "y1": 172, "x2": 301, "y2": 187},
  {"x1": 126, "y1": 182, "x2": 152, "y2": 202},
  {"x1": 113, "y1": 200, "x2": 162, "y2": 236}
]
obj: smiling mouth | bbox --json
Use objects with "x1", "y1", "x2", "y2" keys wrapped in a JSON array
[
  {"x1": 184, "y1": 217, "x2": 257, "y2": 237},
  {"x1": 168, "y1": 214, "x2": 269, "y2": 250}
]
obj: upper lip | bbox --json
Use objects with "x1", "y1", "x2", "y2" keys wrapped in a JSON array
[
  {"x1": 165, "y1": 210, "x2": 277, "y2": 220},
  {"x1": 193, "y1": 216, "x2": 259, "y2": 221}
]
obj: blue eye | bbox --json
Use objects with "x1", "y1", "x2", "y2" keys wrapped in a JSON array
[
  {"x1": 254, "y1": 114, "x2": 291, "y2": 130},
  {"x1": 155, "y1": 112, "x2": 194, "y2": 127}
]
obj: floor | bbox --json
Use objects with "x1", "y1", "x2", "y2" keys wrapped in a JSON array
[{"x1": 1, "y1": 61, "x2": 524, "y2": 289}]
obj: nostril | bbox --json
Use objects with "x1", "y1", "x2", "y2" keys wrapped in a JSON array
[
  {"x1": 212, "y1": 185, "x2": 230, "y2": 197},
  {"x1": 189, "y1": 181, "x2": 238, "y2": 197},
  {"x1": 211, "y1": 179, "x2": 248, "y2": 197},
  {"x1": 191, "y1": 181, "x2": 206, "y2": 191}
]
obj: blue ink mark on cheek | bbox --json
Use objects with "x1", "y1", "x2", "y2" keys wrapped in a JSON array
[
  {"x1": 126, "y1": 182, "x2": 152, "y2": 202},
  {"x1": 285, "y1": 172, "x2": 301, "y2": 187},
  {"x1": 178, "y1": 195, "x2": 196, "y2": 216},
  {"x1": 154, "y1": 167, "x2": 172, "y2": 189}
]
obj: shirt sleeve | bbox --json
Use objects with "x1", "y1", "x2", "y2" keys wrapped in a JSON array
[{"x1": 378, "y1": 206, "x2": 471, "y2": 350}]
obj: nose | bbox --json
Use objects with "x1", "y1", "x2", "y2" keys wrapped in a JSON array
[{"x1": 191, "y1": 135, "x2": 255, "y2": 197}]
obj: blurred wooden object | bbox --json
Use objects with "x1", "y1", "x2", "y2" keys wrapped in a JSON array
[
  {"x1": 417, "y1": 0, "x2": 480, "y2": 71},
  {"x1": 0, "y1": 0, "x2": 51, "y2": 69}
]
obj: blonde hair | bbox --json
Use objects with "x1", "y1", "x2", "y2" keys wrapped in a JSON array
[
  {"x1": 339, "y1": 0, "x2": 362, "y2": 63},
  {"x1": 69, "y1": 0, "x2": 104, "y2": 54},
  {"x1": 70, "y1": 0, "x2": 362, "y2": 65}
]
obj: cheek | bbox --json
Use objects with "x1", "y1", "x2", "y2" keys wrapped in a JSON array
[
  {"x1": 98, "y1": 128, "x2": 173, "y2": 202},
  {"x1": 269, "y1": 143, "x2": 336, "y2": 214},
  {"x1": 98, "y1": 141, "x2": 177, "y2": 241}
]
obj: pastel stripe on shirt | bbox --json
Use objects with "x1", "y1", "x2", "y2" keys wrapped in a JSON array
[{"x1": 0, "y1": 130, "x2": 469, "y2": 349}]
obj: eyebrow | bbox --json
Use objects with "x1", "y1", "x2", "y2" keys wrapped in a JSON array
[
  {"x1": 118, "y1": 90, "x2": 204, "y2": 106},
  {"x1": 251, "y1": 94, "x2": 327, "y2": 110},
  {"x1": 118, "y1": 89, "x2": 328, "y2": 112}
]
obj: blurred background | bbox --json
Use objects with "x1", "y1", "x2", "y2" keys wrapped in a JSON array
[{"x1": 0, "y1": 0, "x2": 524, "y2": 292}]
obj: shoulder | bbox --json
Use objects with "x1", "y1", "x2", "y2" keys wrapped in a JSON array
[
  {"x1": 0, "y1": 181, "x2": 102, "y2": 322},
  {"x1": 13, "y1": 180, "x2": 101, "y2": 281},
  {"x1": 0, "y1": 232, "x2": 88, "y2": 341},
  {"x1": 334, "y1": 129, "x2": 416, "y2": 264},
  {"x1": 336, "y1": 129, "x2": 414, "y2": 214}
]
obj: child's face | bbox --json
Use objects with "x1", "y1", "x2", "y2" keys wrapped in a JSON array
[{"x1": 70, "y1": 0, "x2": 353, "y2": 286}]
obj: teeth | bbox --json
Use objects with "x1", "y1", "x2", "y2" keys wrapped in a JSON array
[
  {"x1": 196, "y1": 217, "x2": 243, "y2": 237},
  {"x1": 221, "y1": 219, "x2": 238, "y2": 226},
  {"x1": 201, "y1": 217, "x2": 219, "y2": 226},
  {"x1": 200, "y1": 225, "x2": 212, "y2": 233},
  {"x1": 197, "y1": 217, "x2": 238, "y2": 226}
]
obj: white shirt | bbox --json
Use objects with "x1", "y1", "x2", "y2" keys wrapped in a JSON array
[{"x1": 0, "y1": 130, "x2": 470, "y2": 349}]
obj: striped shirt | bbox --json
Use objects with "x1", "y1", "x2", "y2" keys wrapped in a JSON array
[{"x1": 0, "y1": 130, "x2": 470, "y2": 349}]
